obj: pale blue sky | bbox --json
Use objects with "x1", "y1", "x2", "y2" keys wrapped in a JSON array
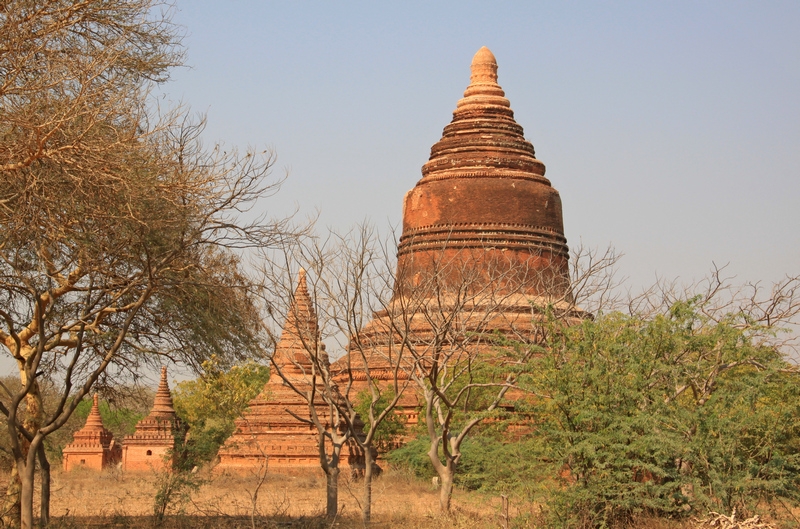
[
  {"x1": 6, "y1": 2, "x2": 799, "y2": 380},
  {"x1": 167, "y1": 1, "x2": 799, "y2": 291}
]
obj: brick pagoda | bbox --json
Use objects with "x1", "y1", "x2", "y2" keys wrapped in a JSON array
[
  {"x1": 122, "y1": 366, "x2": 183, "y2": 471},
  {"x1": 216, "y1": 270, "x2": 365, "y2": 474},
  {"x1": 335, "y1": 47, "x2": 583, "y2": 396},
  {"x1": 396, "y1": 46, "x2": 573, "y2": 301},
  {"x1": 62, "y1": 394, "x2": 122, "y2": 471}
]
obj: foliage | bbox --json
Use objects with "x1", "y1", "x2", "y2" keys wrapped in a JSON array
[
  {"x1": 387, "y1": 437, "x2": 436, "y2": 481},
  {"x1": 450, "y1": 431, "x2": 548, "y2": 498},
  {"x1": 519, "y1": 300, "x2": 800, "y2": 528},
  {"x1": 0, "y1": 1, "x2": 294, "y2": 525},
  {"x1": 72, "y1": 398, "x2": 144, "y2": 439},
  {"x1": 154, "y1": 407, "x2": 207, "y2": 524},
  {"x1": 388, "y1": 431, "x2": 548, "y2": 500},
  {"x1": 172, "y1": 357, "x2": 270, "y2": 466},
  {"x1": 152, "y1": 465, "x2": 204, "y2": 524},
  {"x1": 353, "y1": 385, "x2": 407, "y2": 452}
]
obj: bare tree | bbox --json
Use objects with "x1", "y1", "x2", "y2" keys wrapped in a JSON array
[
  {"x1": 265, "y1": 227, "x2": 624, "y2": 519},
  {"x1": 311, "y1": 225, "x2": 412, "y2": 524},
  {"x1": 621, "y1": 264, "x2": 800, "y2": 409},
  {"x1": 261, "y1": 267, "x2": 360, "y2": 520},
  {"x1": 627, "y1": 264, "x2": 800, "y2": 351},
  {"x1": 372, "y1": 240, "x2": 621, "y2": 514},
  {"x1": 262, "y1": 224, "x2": 412, "y2": 523},
  {"x1": 0, "y1": 2, "x2": 298, "y2": 527},
  {"x1": 568, "y1": 242, "x2": 625, "y2": 317}
]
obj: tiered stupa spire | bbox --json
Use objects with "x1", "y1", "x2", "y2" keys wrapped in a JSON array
[
  {"x1": 84, "y1": 393, "x2": 105, "y2": 430},
  {"x1": 122, "y1": 366, "x2": 183, "y2": 471},
  {"x1": 149, "y1": 367, "x2": 177, "y2": 419},
  {"x1": 396, "y1": 46, "x2": 571, "y2": 300},
  {"x1": 335, "y1": 48, "x2": 580, "y2": 421},
  {"x1": 62, "y1": 393, "x2": 121, "y2": 471},
  {"x1": 270, "y1": 269, "x2": 327, "y2": 380},
  {"x1": 216, "y1": 270, "x2": 364, "y2": 473}
]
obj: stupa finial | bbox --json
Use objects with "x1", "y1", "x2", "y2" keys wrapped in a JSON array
[
  {"x1": 149, "y1": 366, "x2": 176, "y2": 418},
  {"x1": 458, "y1": 46, "x2": 508, "y2": 110},
  {"x1": 291, "y1": 269, "x2": 313, "y2": 321},
  {"x1": 470, "y1": 46, "x2": 498, "y2": 85},
  {"x1": 84, "y1": 392, "x2": 104, "y2": 429}
]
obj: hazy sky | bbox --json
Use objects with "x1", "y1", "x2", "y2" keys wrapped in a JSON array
[{"x1": 165, "y1": 1, "x2": 800, "y2": 293}]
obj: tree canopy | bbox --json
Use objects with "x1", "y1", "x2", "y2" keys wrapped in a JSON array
[
  {"x1": 0, "y1": 1, "x2": 297, "y2": 527},
  {"x1": 172, "y1": 358, "x2": 270, "y2": 466}
]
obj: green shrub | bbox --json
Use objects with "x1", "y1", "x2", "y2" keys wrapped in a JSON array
[
  {"x1": 388, "y1": 431, "x2": 548, "y2": 501},
  {"x1": 388, "y1": 436, "x2": 436, "y2": 481},
  {"x1": 522, "y1": 301, "x2": 800, "y2": 528},
  {"x1": 173, "y1": 357, "x2": 270, "y2": 467},
  {"x1": 353, "y1": 385, "x2": 407, "y2": 451},
  {"x1": 391, "y1": 299, "x2": 800, "y2": 528}
]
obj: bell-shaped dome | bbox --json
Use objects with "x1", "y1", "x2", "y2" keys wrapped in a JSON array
[{"x1": 396, "y1": 47, "x2": 571, "y2": 300}]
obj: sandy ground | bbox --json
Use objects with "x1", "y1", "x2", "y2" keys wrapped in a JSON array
[
  {"x1": 45, "y1": 467, "x2": 513, "y2": 525},
  {"x1": 12, "y1": 469, "x2": 792, "y2": 529}
]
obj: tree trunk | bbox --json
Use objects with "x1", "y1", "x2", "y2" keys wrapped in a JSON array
[
  {"x1": 362, "y1": 447, "x2": 373, "y2": 523},
  {"x1": 9, "y1": 356, "x2": 44, "y2": 529},
  {"x1": 19, "y1": 459, "x2": 35, "y2": 529},
  {"x1": 325, "y1": 466, "x2": 339, "y2": 519},
  {"x1": 37, "y1": 444, "x2": 50, "y2": 527},
  {"x1": 438, "y1": 471, "x2": 454, "y2": 515},
  {"x1": 426, "y1": 430, "x2": 455, "y2": 515},
  {"x1": 2, "y1": 466, "x2": 22, "y2": 528}
]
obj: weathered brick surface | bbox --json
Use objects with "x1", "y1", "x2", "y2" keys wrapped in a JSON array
[
  {"x1": 397, "y1": 46, "x2": 571, "y2": 299},
  {"x1": 334, "y1": 47, "x2": 583, "y2": 398},
  {"x1": 122, "y1": 366, "x2": 182, "y2": 472},
  {"x1": 122, "y1": 443, "x2": 173, "y2": 472},
  {"x1": 216, "y1": 271, "x2": 365, "y2": 474}
]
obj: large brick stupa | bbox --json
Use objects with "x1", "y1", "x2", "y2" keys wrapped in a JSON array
[
  {"x1": 335, "y1": 47, "x2": 582, "y2": 397},
  {"x1": 396, "y1": 46, "x2": 572, "y2": 300},
  {"x1": 216, "y1": 270, "x2": 365, "y2": 474}
]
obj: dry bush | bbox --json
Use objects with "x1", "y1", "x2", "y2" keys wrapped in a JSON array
[{"x1": 693, "y1": 510, "x2": 779, "y2": 529}]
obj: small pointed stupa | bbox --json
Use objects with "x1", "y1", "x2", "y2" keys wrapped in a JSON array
[
  {"x1": 216, "y1": 270, "x2": 364, "y2": 474},
  {"x1": 62, "y1": 394, "x2": 122, "y2": 471},
  {"x1": 122, "y1": 366, "x2": 184, "y2": 471}
]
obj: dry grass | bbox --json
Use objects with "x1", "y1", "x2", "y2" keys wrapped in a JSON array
[
  {"x1": 43, "y1": 467, "x2": 514, "y2": 528},
  {"x1": 19, "y1": 468, "x2": 797, "y2": 528}
]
